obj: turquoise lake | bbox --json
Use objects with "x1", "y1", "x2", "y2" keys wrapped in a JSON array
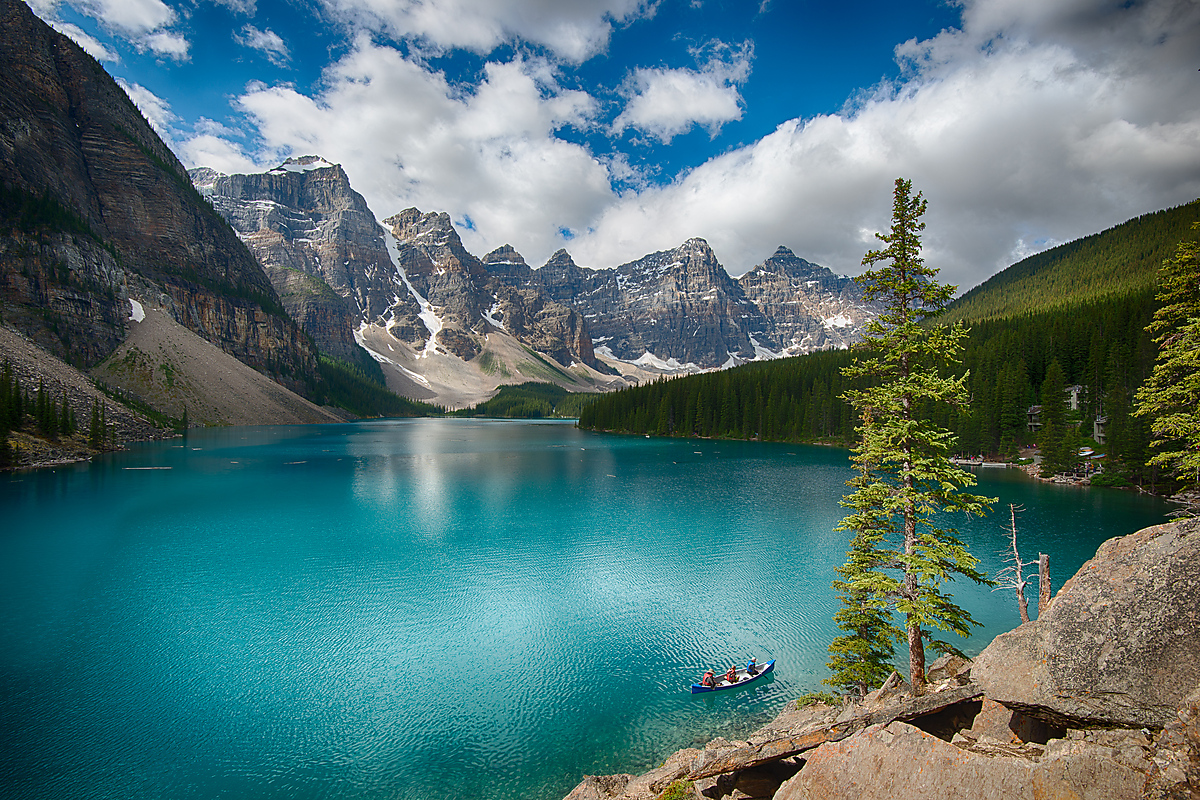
[{"x1": 0, "y1": 419, "x2": 1177, "y2": 800}]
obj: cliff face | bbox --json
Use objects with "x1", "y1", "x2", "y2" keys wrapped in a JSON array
[
  {"x1": 738, "y1": 247, "x2": 881, "y2": 355},
  {"x1": 191, "y1": 158, "x2": 402, "y2": 362},
  {"x1": 381, "y1": 208, "x2": 599, "y2": 369},
  {"x1": 0, "y1": 0, "x2": 316, "y2": 383}
]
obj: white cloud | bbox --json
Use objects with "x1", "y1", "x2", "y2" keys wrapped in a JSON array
[
  {"x1": 50, "y1": 20, "x2": 119, "y2": 61},
  {"x1": 180, "y1": 38, "x2": 614, "y2": 259},
  {"x1": 24, "y1": 0, "x2": 61, "y2": 16},
  {"x1": 235, "y1": 25, "x2": 289, "y2": 66},
  {"x1": 613, "y1": 40, "x2": 752, "y2": 143},
  {"x1": 317, "y1": 0, "x2": 656, "y2": 62},
  {"x1": 178, "y1": 132, "x2": 267, "y2": 175},
  {"x1": 141, "y1": 29, "x2": 189, "y2": 60},
  {"x1": 117, "y1": 78, "x2": 178, "y2": 138},
  {"x1": 567, "y1": 0, "x2": 1200, "y2": 289},
  {"x1": 211, "y1": 0, "x2": 256, "y2": 13},
  {"x1": 78, "y1": 0, "x2": 173, "y2": 36}
]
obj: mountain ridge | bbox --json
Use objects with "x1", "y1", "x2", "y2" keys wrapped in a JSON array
[
  {"x1": 0, "y1": 0, "x2": 318, "y2": 386},
  {"x1": 194, "y1": 158, "x2": 882, "y2": 407}
]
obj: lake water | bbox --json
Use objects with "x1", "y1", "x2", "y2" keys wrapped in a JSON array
[{"x1": 0, "y1": 419, "x2": 1176, "y2": 800}]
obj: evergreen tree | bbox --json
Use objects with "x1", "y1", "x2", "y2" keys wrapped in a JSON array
[
  {"x1": 1038, "y1": 359, "x2": 1075, "y2": 476},
  {"x1": 832, "y1": 178, "x2": 994, "y2": 695},
  {"x1": 826, "y1": 412, "x2": 902, "y2": 695},
  {"x1": 997, "y1": 360, "x2": 1029, "y2": 458},
  {"x1": 1134, "y1": 222, "x2": 1200, "y2": 504}
]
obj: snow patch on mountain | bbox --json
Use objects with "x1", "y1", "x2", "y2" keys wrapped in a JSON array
[
  {"x1": 268, "y1": 156, "x2": 336, "y2": 174},
  {"x1": 383, "y1": 228, "x2": 442, "y2": 357}
]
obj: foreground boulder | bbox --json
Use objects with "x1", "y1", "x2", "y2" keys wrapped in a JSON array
[
  {"x1": 774, "y1": 720, "x2": 1148, "y2": 800},
  {"x1": 973, "y1": 518, "x2": 1200, "y2": 729}
]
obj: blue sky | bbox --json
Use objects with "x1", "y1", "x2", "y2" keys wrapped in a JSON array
[{"x1": 25, "y1": 0, "x2": 1200, "y2": 291}]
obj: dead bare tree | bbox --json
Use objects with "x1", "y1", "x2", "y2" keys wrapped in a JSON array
[{"x1": 992, "y1": 504, "x2": 1037, "y2": 623}]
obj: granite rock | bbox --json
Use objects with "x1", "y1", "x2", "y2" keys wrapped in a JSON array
[
  {"x1": 774, "y1": 720, "x2": 1144, "y2": 800},
  {"x1": 973, "y1": 518, "x2": 1200, "y2": 729}
]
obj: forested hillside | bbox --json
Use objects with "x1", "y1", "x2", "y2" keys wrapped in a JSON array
[
  {"x1": 579, "y1": 200, "x2": 1198, "y2": 491},
  {"x1": 939, "y1": 199, "x2": 1199, "y2": 324}
]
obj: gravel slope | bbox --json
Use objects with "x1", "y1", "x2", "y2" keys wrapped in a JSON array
[{"x1": 91, "y1": 299, "x2": 343, "y2": 427}]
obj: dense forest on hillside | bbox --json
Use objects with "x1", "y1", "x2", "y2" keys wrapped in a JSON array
[
  {"x1": 314, "y1": 356, "x2": 442, "y2": 418},
  {"x1": 579, "y1": 201, "x2": 1200, "y2": 492},
  {"x1": 939, "y1": 199, "x2": 1199, "y2": 324},
  {"x1": 578, "y1": 288, "x2": 1165, "y2": 487}
]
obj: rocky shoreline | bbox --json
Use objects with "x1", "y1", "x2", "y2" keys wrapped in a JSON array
[{"x1": 562, "y1": 517, "x2": 1200, "y2": 800}]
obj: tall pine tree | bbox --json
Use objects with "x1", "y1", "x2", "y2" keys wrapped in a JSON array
[
  {"x1": 831, "y1": 178, "x2": 994, "y2": 695},
  {"x1": 1134, "y1": 222, "x2": 1200, "y2": 506},
  {"x1": 826, "y1": 410, "x2": 903, "y2": 696}
]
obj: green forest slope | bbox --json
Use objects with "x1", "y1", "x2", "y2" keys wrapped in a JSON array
[
  {"x1": 938, "y1": 199, "x2": 1199, "y2": 324},
  {"x1": 578, "y1": 200, "x2": 1198, "y2": 490}
]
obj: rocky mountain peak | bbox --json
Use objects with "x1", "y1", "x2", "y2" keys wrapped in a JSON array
[
  {"x1": 482, "y1": 244, "x2": 527, "y2": 269},
  {"x1": 738, "y1": 245, "x2": 882, "y2": 357},
  {"x1": 269, "y1": 155, "x2": 338, "y2": 174},
  {"x1": 384, "y1": 208, "x2": 483, "y2": 279},
  {"x1": 542, "y1": 249, "x2": 578, "y2": 270},
  {"x1": 188, "y1": 167, "x2": 223, "y2": 195},
  {"x1": 756, "y1": 245, "x2": 830, "y2": 278}
]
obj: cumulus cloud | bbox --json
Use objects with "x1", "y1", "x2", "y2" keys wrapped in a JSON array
[
  {"x1": 211, "y1": 0, "x2": 256, "y2": 13},
  {"x1": 50, "y1": 20, "x2": 119, "y2": 62},
  {"x1": 78, "y1": 0, "x2": 174, "y2": 36},
  {"x1": 235, "y1": 25, "x2": 289, "y2": 66},
  {"x1": 117, "y1": 78, "x2": 178, "y2": 139},
  {"x1": 317, "y1": 0, "x2": 656, "y2": 62},
  {"x1": 180, "y1": 38, "x2": 614, "y2": 258},
  {"x1": 141, "y1": 29, "x2": 189, "y2": 60},
  {"x1": 35, "y1": 0, "x2": 192, "y2": 62},
  {"x1": 613, "y1": 39, "x2": 752, "y2": 142},
  {"x1": 567, "y1": 0, "x2": 1200, "y2": 289},
  {"x1": 182, "y1": 0, "x2": 1200, "y2": 291}
]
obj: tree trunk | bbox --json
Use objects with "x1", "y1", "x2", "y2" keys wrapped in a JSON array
[
  {"x1": 907, "y1": 619, "x2": 926, "y2": 694},
  {"x1": 1038, "y1": 553, "x2": 1052, "y2": 616},
  {"x1": 1010, "y1": 504, "x2": 1030, "y2": 623}
]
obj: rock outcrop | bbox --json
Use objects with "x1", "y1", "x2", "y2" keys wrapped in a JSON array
[
  {"x1": 774, "y1": 720, "x2": 1147, "y2": 800},
  {"x1": 561, "y1": 517, "x2": 1200, "y2": 800},
  {"x1": 0, "y1": 0, "x2": 317, "y2": 386},
  {"x1": 190, "y1": 158, "x2": 400, "y2": 363},
  {"x1": 738, "y1": 246, "x2": 882, "y2": 355},
  {"x1": 973, "y1": 518, "x2": 1200, "y2": 729}
]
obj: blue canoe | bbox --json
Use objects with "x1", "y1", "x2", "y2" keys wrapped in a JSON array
[{"x1": 690, "y1": 659, "x2": 775, "y2": 693}]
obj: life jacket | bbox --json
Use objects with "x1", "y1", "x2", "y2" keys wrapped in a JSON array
[
  {"x1": 725, "y1": 667, "x2": 737, "y2": 681},
  {"x1": 702, "y1": 671, "x2": 715, "y2": 686}
]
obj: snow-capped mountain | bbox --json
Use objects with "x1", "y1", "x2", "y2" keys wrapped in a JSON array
[
  {"x1": 487, "y1": 240, "x2": 880, "y2": 372},
  {"x1": 191, "y1": 159, "x2": 613, "y2": 407},
  {"x1": 738, "y1": 246, "x2": 882, "y2": 356},
  {"x1": 191, "y1": 156, "x2": 881, "y2": 405}
]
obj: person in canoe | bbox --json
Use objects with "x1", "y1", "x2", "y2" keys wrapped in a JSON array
[
  {"x1": 724, "y1": 665, "x2": 738, "y2": 684},
  {"x1": 701, "y1": 670, "x2": 716, "y2": 688},
  {"x1": 746, "y1": 657, "x2": 758, "y2": 676}
]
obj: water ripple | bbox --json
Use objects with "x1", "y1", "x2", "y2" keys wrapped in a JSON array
[{"x1": 0, "y1": 421, "x2": 1177, "y2": 800}]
